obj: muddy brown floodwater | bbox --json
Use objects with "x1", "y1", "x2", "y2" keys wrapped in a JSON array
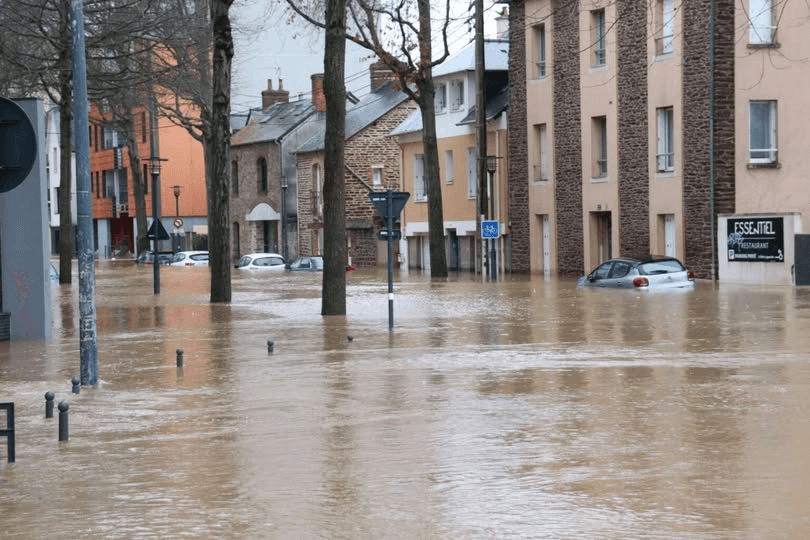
[{"x1": 2, "y1": 261, "x2": 810, "y2": 539}]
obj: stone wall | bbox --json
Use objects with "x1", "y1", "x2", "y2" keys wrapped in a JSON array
[
  {"x1": 230, "y1": 142, "x2": 281, "y2": 259},
  {"x1": 507, "y1": 0, "x2": 530, "y2": 273},
  {"x1": 682, "y1": 0, "x2": 735, "y2": 279},
  {"x1": 552, "y1": 0, "x2": 584, "y2": 275},
  {"x1": 616, "y1": 0, "x2": 650, "y2": 258}
]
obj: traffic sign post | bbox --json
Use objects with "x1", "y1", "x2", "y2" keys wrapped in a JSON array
[{"x1": 368, "y1": 190, "x2": 409, "y2": 330}]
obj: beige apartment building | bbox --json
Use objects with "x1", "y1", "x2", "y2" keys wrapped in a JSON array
[
  {"x1": 521, "y1": 0, "x2": 809, "y2": 283},
  {"x1": 393, "y1": 39, "x2": 509, "y2": 272}
]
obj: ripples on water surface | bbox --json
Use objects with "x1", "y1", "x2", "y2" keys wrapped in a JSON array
[{"x1": 2, "y1": 262, "x2": 810, "y2": 539}]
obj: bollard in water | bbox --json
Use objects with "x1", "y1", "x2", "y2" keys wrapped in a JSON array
[
  {"x1": 58, "y1": 401, "x2": 69, "y2": 441},
  {"x1": 267, "y1": 338, "x2": 274, "y2": 353},
  {"x1": 45, "y1": 391, "x2": 55, "y2": 418},
  {"x1": 71, "y1": 376, "x2": 80, "y2": 394},
  {"x1": 176, "y1": 348, "x2": 184, "y2": 368}
]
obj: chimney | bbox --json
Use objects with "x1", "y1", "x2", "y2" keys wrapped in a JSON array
[
  {"x1": 369, "y1": 61, "x2": 398, "y2": 92},
  {"x1": 261, "y1": 78, "x2": 289, "y2": 108},
  {"x1": 495, "y1": 7, "x2": 509, "y2": 40},
  {"x1": 311, "y1": 73, "x2": 326, "y2": 112}
]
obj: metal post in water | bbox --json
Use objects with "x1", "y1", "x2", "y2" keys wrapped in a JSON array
[
  {"x1": 45, "y1": 391, "x2": 54, "y2": 418},
  {"x1": 267, "y1": 339, "x2": 274, "y2": 353},
  {"x1": 176, "y1": 348, "x2": 184, "y2": 368},
  {"x1": 386, "y1": 190, "x2": 394, "y2": 331},
  {"x1": 58, "y1": 401, "x2": 69, "y2": 441},
  {"x1": 0, "y1": 402, "x2": 14, "y2": 463},
  {"x1": 71, "y1": 376, "x2": 80, "y2": 394},
  {"x1": 70, "y1": 0, "x2": 98, "y2": 386}
]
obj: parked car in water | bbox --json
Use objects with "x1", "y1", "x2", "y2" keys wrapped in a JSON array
[
  {"x1": 137, "y1": 250, "x2": 174, "y2": 265},
  {"x1": 286, "y1": 255, "x2": 324, "y2": 272},
  {"x1": 234, "y1": 253, "x2": 287, "y2": 271},
  {"x1": 577, "y1": 256, "x2": 695, "y2": 289},
  {"x1": 170, "y1": 251, "x2": 209, "y2": 267}
]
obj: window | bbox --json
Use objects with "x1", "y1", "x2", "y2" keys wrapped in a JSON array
[
  {"x1": 534, "y1": 124, "x2": 548, "y2": 181},
  {"x1": 232, "y1": 161, "x2": 239, "y2": 195},
  {"x1": 656, "y1": 107, "x2": 674, "y2": 172},
  {"x1": 591, "y1": 9, "x2": 606, "y2": 67},
  {"x1": 434, "y1": 83, "x2": 447, "y2": 113},
  {"x1": 749, "y1": 0, "x2": 774, "y2": 45},
  {"x1": 466, "y1": 147, "x2": 477, "y2": 199},
  {"x1": 444, "y1": 150, "x2": 454, "y2": 184},
  {"x1": 372, "y1": 165, "x2": 383, "y2": 186},
  {"x1": 749, "y1": 100, "x2": 777, "y2": 164},
  {"x1": 96, "y1": 171, "x2": 101, "y2": 198},
  {"x1": 450, "y1": 79, "x2": 464, "y2": 111},
  {"x1": 592, "y1": 116, "x2": 608, "y2": 178},
  {"x1": 102, "y1": 127, "x2": 123, "y2": 149},
  {"x1": 55, "y1": 187, "x2": 61, "y2": 214},
  {"x1": 534, "y1": 24, "x2": 546, "y2": 79},
  {"x1": 312, "y1": 163, "x2": 323, "y2": 216},
  {"x1": 258, "y1": 158, "x2": 268, "y2": 192},
  {"x1": 414, "y1": 154, "x2": 426, "y2": 201},
  {"x1": 655, "y1": 0, "x2": 674, "y2": 55}
]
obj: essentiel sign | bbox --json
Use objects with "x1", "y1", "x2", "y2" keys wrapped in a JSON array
[{"x1": 727, "y1": 216, "x2": 784, "y2": 262}]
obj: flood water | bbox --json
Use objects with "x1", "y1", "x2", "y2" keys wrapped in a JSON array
[{"x1": 2, "y1": 262, "x2": 810, "y2": 539}]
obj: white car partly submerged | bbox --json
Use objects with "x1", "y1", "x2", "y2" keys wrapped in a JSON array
[{"x1": 234, "y1": 252, "x2": 287, "y2": 271}]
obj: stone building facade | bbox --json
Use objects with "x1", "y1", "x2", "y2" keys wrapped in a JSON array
[{"x1": 295, "y1": 70, "x2": 417, "y2": 267}]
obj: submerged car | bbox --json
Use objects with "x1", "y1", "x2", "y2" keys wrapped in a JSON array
[
  {"x1": 287, "y1": 255, "x2": 324, "y2": 272},
  {"x1": 170, "y1": 251, "x2": 209, "y2": 267},
  {"x1": 577, "y1": 256, "x2": 695, "y2": 289},
  {"x1": 235, "y1": 253, "x2": 287, "y2": 271},
  {"x1": 137, "y1": 250, "x2": 174, "y2": 265}
]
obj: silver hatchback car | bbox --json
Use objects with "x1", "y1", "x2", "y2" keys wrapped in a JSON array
[{"x1": 577, "y1": 256, "x2": 695, "y2": 289}]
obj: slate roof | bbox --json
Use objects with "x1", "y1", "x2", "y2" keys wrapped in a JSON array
[
  {"x1": 456, "y1": 86, "x2": 509, "y2": 125},
  {"x1": 390, "y1": 86, "x2": 509, "y2": 137},
  {"x1": 294, "y1": 81, "x2": 409, "y2": 154},
  {"x1": 433, "y1": 39, "x2": 509, "y2": 77},
  {"x1": 231, "y1": 100, "x2": 316, "y2": 146}
]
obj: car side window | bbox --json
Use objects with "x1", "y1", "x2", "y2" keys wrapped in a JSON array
[
  {"x1": 609, "y1": 262, "x2": 631, "y2": 278},
  {"x1": 592, "y1": 263, "x2": 612, "y2": 280},
  {"x1": 270, "y1": 257, "x2": 284, "y2": 266}
]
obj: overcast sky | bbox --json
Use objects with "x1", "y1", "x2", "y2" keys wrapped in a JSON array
[{"x1": 230, "y1": 0, "x2": 503, "y2": 114}]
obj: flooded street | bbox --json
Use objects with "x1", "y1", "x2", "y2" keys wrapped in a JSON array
[{"x1": 3, "y1": 262, "x2": 810, "y2": 539}]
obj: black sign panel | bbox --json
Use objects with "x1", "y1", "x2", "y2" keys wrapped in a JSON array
[
  {"x1": 369, "y1": 191, "x2": 409, "y2": 220},
  {"x1": 0, "y1": 97, "x2": 37, "y2": 194},
  {"x1": 146, "y1": 219, "x2": 171, "y2": 240},
  {"x1": 727, "y1": 216, "x2": 784, "y2": 262}
]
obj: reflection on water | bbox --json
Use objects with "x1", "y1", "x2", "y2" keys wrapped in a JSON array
[{"x1": 2, "y1": 262, "x2": 810, "y2": 538}]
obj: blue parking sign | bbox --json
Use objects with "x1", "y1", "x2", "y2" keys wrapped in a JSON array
[{"x1": 481, "y1": 220, "x2": 499, "y2": 239}]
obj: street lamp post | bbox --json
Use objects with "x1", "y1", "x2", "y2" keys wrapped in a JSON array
[
  {"x1": 148, "y1": 157, "x2": 166, "y2": 294},
  {"x1": 486, "y1": 155, "x2": 498, "y2": 280},
  {"x1": 172, "y1": 184, "x2": 182, "y2": 253},
  {"x1": 281, "y1": 176, "x2": 288, "y2": 261}
]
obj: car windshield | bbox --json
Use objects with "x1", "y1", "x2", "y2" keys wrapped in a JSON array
[
  {"x1": 639, "y1": 260, "x2": 685, "y2": 274},
  {"x1": 254, "y1": 256, "x2": 284, "y2": 267}
]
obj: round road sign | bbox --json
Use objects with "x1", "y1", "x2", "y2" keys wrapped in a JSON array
[{"x1": 0, "y1": 97, "x2": 37, "y2": 194}]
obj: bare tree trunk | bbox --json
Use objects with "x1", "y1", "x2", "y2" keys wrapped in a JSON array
[
  {"x1": 415, "y1": 0, "x2": 447, "y2": 278},
  {"x1": 209, "y1": 0, "x2": 233, "y2": 303},
  {"x1": 58, "y1": 60, "x2": 74, "y2": 284},
  {"x1": 321, "y1": 0, "x2": 348, "y2": 315},
  {"x1": 123, "y1": 110, "x2": 149, "y2": 255}
]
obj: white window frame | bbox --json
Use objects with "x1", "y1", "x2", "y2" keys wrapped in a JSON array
[
  {"x1": 434, "y1": 83, "x2": 447, "y2": 113},
  {"x1": 592, "y1": 9, "x2": 606, "y2": 67},
  {"x1": 414, "y1": 154, "x2": 426, "y2": 201},
  {"x1": 372, "y1": 165, "x2": 383, "y2": 186},
  {"x1": 444, "y1": 150, "x2": 454, "y2": 184},
  {"x1": 592, "y1": 116, "x2": 608, "y2": 179},
  {"x1": 450, "y1": 79, "x2": 464, "y2": 111},
  {"x1": 749, "y1": 0, "x2": 774, "y2": 45},
  {"x1": 534, "y1": 124, "x2": 548, "y2": 181},
  {"x1": 466, "y1": 147, "x2": 477, "y2": 199},
  {"x1": 656, "y1": 0, "x2": 674, "y2": 55},
  {"x1": 749, "y1": 100, "x2": 777, "y2": 164},
  {"x1": 656, "y1": 107, "x2": 674, "y2": 172},
  {"x1": 534, "y1": 24, "x2": 546, "y2": 79}
]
